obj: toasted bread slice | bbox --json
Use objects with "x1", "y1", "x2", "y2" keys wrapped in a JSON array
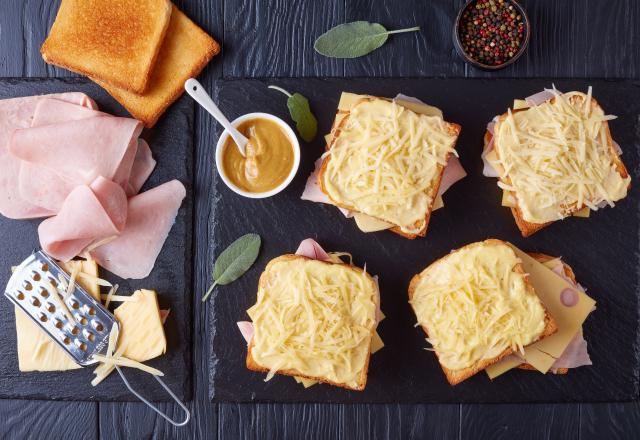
[
  {"x1": 41, "y1": 0, "x2": 172, "y2": 94},
  {"x1": 408, "y1": 239, "x2": 557, "y2": 385},
  {"x1": 492, "y1": 94, "x2": 631, "y2": 237},
  {"x1": 95, "y1": 5, "x2": 220, "y2": 127},
  {"x1": 318, "y1": 97, "x2": 461, "y2": 239},
  {"x1": 245, "y1": 255, "x2": 378, "y2": 391}
]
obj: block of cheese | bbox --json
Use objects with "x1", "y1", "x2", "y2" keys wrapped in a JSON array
[
  {"x1": 16, "y1": 260, "x2": 100, "y2": 372},
  {"x1": 487, "y1": 246, "x2": 596, "y2": 375},
  {"x1": 113, "y1": 289, "x2": 166, "y2": 362}
]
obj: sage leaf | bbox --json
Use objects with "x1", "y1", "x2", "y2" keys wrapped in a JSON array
[
  {"x1": 268, "y1": 85, "x2": 317, "y2": 142},
  {"x1": 314, "y1": 21, "x2": 420, "y2": 58},
  {"x1": 202, "y1": 233, "x2": 261, "y2": 302}
]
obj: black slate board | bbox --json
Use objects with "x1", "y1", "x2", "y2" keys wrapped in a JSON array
[
  {"x1": 209, "y1": 78, "x2": 640, "y2": 403},
  {"x1": 0, "y1": 78, "x2": 194, "y2": 401}
]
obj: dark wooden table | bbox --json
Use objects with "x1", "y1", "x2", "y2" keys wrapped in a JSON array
[{"x1": 1, "y1": 0, "x2": 639, "y2": 438}]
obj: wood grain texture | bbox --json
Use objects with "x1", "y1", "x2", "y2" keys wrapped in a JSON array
[
  {"x1": 461, "y1": 404, "x2": 580, "y2": 440},
  {"x1": 580, "y1": 402, "x2": 640, "y2": 440},
  {"x1": 218, "y1": 404, "x2": 459, "y2": 439},
  {"x1": 223, "y1": 0, "x2": 344, "y2": 77},
  {"x1": 0, "y1": 399, "x2": 97, "y2": 440}
]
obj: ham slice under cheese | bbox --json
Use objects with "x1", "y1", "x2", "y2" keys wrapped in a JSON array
[
  {"x1": 38, "y1": 177, "x2": 128, "y2": 262},
  {"x1": 237, "y1": 238, "x2": 383, "y2": 345},
  {"x1": 0, "y1": 93, "x2": 96, "y2": 219},
  {"x1": 90, "y1": 180, "x2": 186, "y2": 279}
]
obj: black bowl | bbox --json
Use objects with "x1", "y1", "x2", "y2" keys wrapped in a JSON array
[{"x1": 453, "y1": 0, "x2": 530, "y2": 71}]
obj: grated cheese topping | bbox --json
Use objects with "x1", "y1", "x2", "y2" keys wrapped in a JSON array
[
  {"x1": 409, "y1": 241, "x2": 547, "y2": 371},
  {"x1": 321, "y1": 98, "x2": 459, "y2": 234},
  {"x1": 248, "y1": 258, "x2": 378, "y2": 388},
  {"x1": 493, "y1": 89, "x2": 630, "y2": 223}
]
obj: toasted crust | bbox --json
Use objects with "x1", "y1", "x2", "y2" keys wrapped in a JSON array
[
  {"x1": 408, "y1": 239, "x2": 558, "y2": 385},
  {"x1": 245, "y1": 254, "x2": 377, "y2": 391},
  {"x1": 41, "y1": 0, "x2": 172, "y2": 94},
  {"x1": 95, "y1": 6, "x2": 220, "y2": 127},
  {"x1": 492, "y1": 95, "x2": 631, "y2": 237},
  {"x1": 318, "y1": 96, "x2": 461, "y2": 239}
]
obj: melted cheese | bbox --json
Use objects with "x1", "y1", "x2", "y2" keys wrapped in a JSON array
[
  {"x1": 248, "y1": 258, "x2": 378, "y2": 388},
  {"x1": 321, "y1": 98, "x2": 458, "y2": 235},
  {"x1": 493, "y1": 90, "x2": 630, "y2": 223},
  {"x1": 409, "y1": 241, "x2": 547, "y2": 371}
]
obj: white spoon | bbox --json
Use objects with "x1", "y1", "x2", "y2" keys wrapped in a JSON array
[{"x1": 184, "y1": 78, "x2": 248, "y2": 156}]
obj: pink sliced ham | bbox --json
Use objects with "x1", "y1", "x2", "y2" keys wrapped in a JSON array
[
  {"x1": 38, "y1": 177, "x2": 127, "y2": 261},
  {"x1": 301, "y1": 158, "x2": 351, "y2": 217},
  {"x1": 550, "y1": 331, "x2": 592, "y2": 372},
  {"x1": 10, "y1": 116, "x2": 142, "y2": 190},
  {"x1": 160, "y1": 309, "x2": 171, "y2": 325},
  {"x1": 90, "y1": 180, "x2": 186, "y2": 279},
  {"x1": 437, "y1": 156, "x2": 466, "y2": 197},
  {"x1": 237, "y1": 321, "x2": 254, "y2": 345},
  {"x1": 0, "y1": 93, "x2": 95, "y2": 219},
  {"x1": 126, "y1": 139, "x2": 156, "y2": 196}
]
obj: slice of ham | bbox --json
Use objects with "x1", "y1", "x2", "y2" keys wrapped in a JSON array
[
  {"x1": 237, "y1": 238, "x2": 384, "y2": 345},
  {"x1": 90, "y1": 180, "x2": 186, "y2": 279},
  {"x1": 549, "y1": 331, "x2": 592, "y2": 372},
  {"x1": 160, "y1": 309, "x2": 171, "y2": 325},
  {"x1": 0, "y1": 93, "x2": 95, "y2": 219},
  {"x1": 9, "y1": 116, "x2": 142, "y2": 191},
  {"x1": 437, "y1": 156, "x2": 466, "y2": 197},
  {"x1": 38, "y1": 177, "x2": 128, "y2": 261},
  {"x1": 525, "y1": 89, "x2": 558, "y2": 107},
  {"x1": 126, "y1": 139, "x2": 156, "y2": 196},
  {"x1": 301, "y1": 158, "x2": 351, "y2": 217}
]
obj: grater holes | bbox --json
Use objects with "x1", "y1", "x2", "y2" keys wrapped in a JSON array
[
  {"x1": 80, "y1": 317, "x2": 88, "y2": 326},
  {"x1": 93, "y1": 321, "x2": 104, "y2": 333},
  {"x1": 16, "y1": 291, "x2": 25, "y2": 300},
  {"x1": 54, "y1": 319, "x2": 63, "y2": 329},
  {"x1": 41, "y1": 263, "x2": 49, "y2": 272},
  {"x1": 71, "y1": 326, "x2": 79, "y2": 336},
  {"x1": 24, "y1": 281, "x2": 32, "y2": 291},
  {"x1": 31, "y1": 271, "x2": 41, "y2": 281},
  {"x1": 48, "y1": 277, "x2": 57, "y2": 287},
  {"x1": 83, "y1": 329, "x2": 96, "y2": 342},
  {"x1": 39, "y1": 287, "x2": 49, "y2": 298},
  {"x1": 69, "y1": 300, "x2": 80, "y2": 310},
  {"x1": 30, "y1": 297, "x2": 41, "y2": 307},
  {"x1": 38, "y1": 312, "x2": 48, "y2": 323},
  {"x1": 74, "y1": 340, "x2": 87, "y2": 351},
  {"x1": 63, "y1": 336, "x2": 71, "y2": 345},
  {"x1": 46, "y1": 302, "x2": 56, "y2": 313},
  {"x1": 87, "y1": 307, "x2": 96, "y2": 316}
]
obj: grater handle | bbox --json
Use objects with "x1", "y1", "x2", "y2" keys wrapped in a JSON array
[{"x1": 116, "y1": 366, "x2": 191, "y2": 427}]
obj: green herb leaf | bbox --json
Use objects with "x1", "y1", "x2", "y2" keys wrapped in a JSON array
[
  {"x1": 314, "y1": 21, "x2": 420, "y2": 58},
  {"x1": 202, "y1": 233, "x2": 261, "y2": 302},
  {"x1": 268, "y1": 85, "x2": 318, "y2": 142}
]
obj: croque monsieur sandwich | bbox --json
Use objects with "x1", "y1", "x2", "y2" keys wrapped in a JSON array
[
  {"x1": 240, "y1": 239, "x2": 383, "y2": 391},
  {"x1": 409, "y1": 239, "x2": 595, "y2": 385},
  {"x1": 302, "y1": 93, "x2": 464, "y2": 239},
  {"x1": 483, "y1": 87, "x2": 631, "y2": 237}
]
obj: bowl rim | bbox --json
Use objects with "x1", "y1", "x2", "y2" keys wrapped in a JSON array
[
  {"x1": 452, "y1": 0, "x2": 531, "y2": 71},
  {"x1": 215, "y1": 112, "x2": 301, "y2": 199}
]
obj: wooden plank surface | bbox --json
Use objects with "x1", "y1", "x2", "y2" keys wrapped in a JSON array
[{"x1": 0, "y1": 0, "x2": 639, "y2": 439}]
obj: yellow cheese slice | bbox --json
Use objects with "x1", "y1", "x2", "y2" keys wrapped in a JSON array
[
  {"x1": 501, "y1": 190, "x2": 516, "y2": 207},
  {"x1": 370, "y1": 330, "x2": 384, "y2": 354},
  {"x1": 114, "y1": 289, "x2": 166, "y2": 362},
  {"x1": 354, "y1": 213, "x2": 393, "y2": 232},
  {"x1": 513, "y1": 99, "x2": 529, "y2": 110},
  {"x1": 491, "y1": 246, "x2": 595, "y2": 374},
  {"x1": 486, "y1": 354, "x2": 524, "y2": 379},
  {"x1": 573, "y1": 207, "x2": 591, "y2": 218},
  {"x1": 15, "y1": 260, "x2": 100, "y2": 372},
  {"x1": 432, "y1": 195, "x2": 444, "y2": 211}
]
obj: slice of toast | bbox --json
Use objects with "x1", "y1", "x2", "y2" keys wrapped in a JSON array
[
  {"x1": 318, "y1": 97, "x2": 461, "y2": 239},
  {"x1": 408, "y1": 239, "x2": 557, "y2": 385},
  {"x1": 492, "y1": 94, "x2": 630, "y2": 237},
  {"x1": 245, "y1": 254, "x2": 378, "y2": 391},
  {"x1": 95, "y1": 5, "x2": 220, "y2": 127},
  {"x1": 41, "y1": 0, "x2": 172, "y2": 94}
]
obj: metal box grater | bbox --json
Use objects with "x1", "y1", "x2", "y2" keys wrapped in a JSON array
[{"x1": 4, "y1": 251, "x2": 118, "y2": 366}]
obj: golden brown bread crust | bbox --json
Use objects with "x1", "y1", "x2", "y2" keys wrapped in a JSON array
[
  {"x1": 407, "y1": 239, "x2": 558, "y2": 385},
  {"x1": 41, "y1": 0, "x2": 172, "y2": 94},
  {"x1": 94, "y1": 5, "x2": 220, "y2": 127},
  {"x1": 245, "y1": 254, "x2": 377, "y2": 391},
  {"x1": 492, "y1": 95, "x2": 631, "y2": 237},
  {"x1": 318, "y1": 96, "x2": 461, "y2": 239}
]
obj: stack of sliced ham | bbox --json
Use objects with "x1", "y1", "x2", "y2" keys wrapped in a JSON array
[{"x1": 0, "y1": 93, "x2": 185, "y2": 279}]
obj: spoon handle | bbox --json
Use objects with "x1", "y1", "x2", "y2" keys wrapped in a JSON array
[{"x1": 184, "y1": 78, "x2": 248, "y2": 155}]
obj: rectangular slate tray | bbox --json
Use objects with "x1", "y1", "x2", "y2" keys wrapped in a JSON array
[
  {"x1": 209, "y1": 78, "x2": 640, "y2": 403},
  {"x1": 0, "y1": 78, "x2": 193, "y2": 401}
]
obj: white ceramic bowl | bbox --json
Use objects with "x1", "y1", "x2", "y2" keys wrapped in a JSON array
[{"x1": 215, "y1": 112, "x2": 300, "y2": 199}]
